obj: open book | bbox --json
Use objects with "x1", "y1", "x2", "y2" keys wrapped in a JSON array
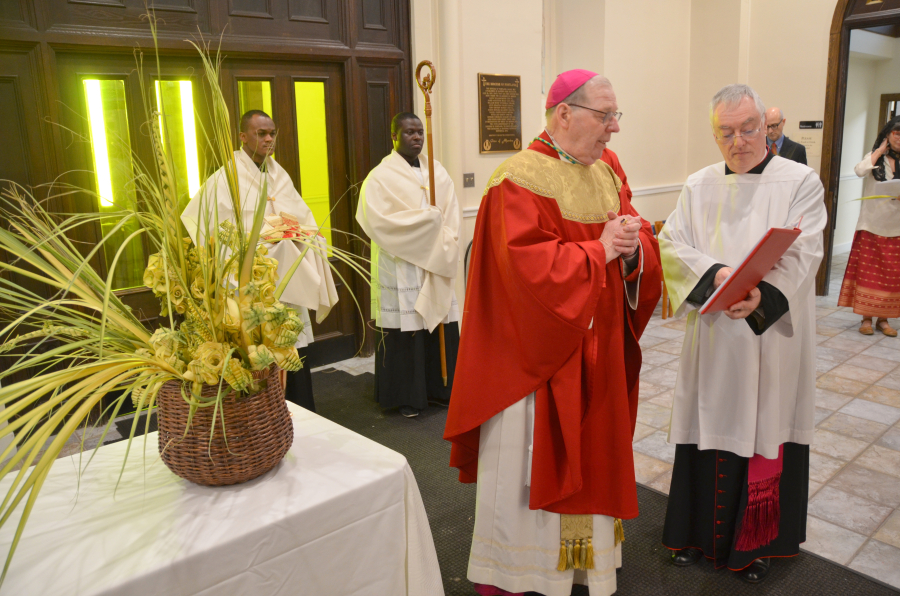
[{"x1": 699, "y1": 222, "x2": 802, "y2": 315}]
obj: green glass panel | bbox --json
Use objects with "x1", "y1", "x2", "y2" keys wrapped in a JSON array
[
  {"x1": 83, "y1": 79, "x2": 144, "y2": 290},
  {"x1": 294, "y1": 81, "x2": 331, "y2": 245},
  {"x1": 155, "y1": 80, "x2": 201, "y2": 213}
]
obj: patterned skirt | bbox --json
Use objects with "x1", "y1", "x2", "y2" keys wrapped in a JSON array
[{"x1": 838, "y1": 230, "x2": 900, "y2": 318}]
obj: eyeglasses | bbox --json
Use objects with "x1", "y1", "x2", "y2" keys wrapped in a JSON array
[
  {"x1": 715, "y1": 127, "x2": 762, "y2": 145},
  {"x1": 766, "y1": 120, "x2": 784, "y2": 131},
  {"x1": 567, "y1": 104, "x2": 623, "y2": 124}
]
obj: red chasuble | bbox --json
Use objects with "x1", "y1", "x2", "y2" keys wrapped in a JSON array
[{"x1": 444, "y1": 134, "x2": 661, "y2": 519}]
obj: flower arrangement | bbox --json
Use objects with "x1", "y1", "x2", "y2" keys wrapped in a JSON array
[
  {"x1": 0, "y1": 16, "x2": 369, "y2": 583},
  {"x1": 141, "y1": 223, "x2": 305, "y2": 399}
]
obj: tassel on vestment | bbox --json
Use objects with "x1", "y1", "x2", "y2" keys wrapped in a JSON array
[{"x1": 558, "y1": 515, "x2": 594, "y2": 571}]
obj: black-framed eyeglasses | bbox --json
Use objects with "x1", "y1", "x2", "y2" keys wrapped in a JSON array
[
  {"x1": 766, "y1": 120, "x2": 784, "y2": 131},
  {"x1": 567, "y1": 104, "x2": 623, "y2": 124}
]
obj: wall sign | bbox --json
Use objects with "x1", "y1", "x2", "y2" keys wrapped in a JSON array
[
  {"x1": 796, "y1": 121, "x2": 824, "y2": 175},
  {"x1": 478, "y1": 73, "x2": 522, "y2": 153}
]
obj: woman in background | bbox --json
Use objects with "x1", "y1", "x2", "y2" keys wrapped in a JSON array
[{"x1": 839, "y1": 116, "x2": 900, "y2": 336}]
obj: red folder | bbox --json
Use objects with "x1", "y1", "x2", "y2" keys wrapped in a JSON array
[{"x1": 699, "y1": 224, "x2": 802, "y2": 314}]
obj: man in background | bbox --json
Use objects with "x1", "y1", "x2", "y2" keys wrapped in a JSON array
[
  {"x1": 765, "y1": 107, "x2": 807, "y2": 164},
  {"x1": 356, "y1": 112, "x2": 461, "y2": 419}
]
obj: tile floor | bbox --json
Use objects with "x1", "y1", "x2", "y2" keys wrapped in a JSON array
[{"x1": 632, "y1": 250, "x2": 900, "y2": 589}]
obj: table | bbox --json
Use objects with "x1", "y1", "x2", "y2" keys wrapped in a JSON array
[{"x1": 0, "y1": 403, "x2": 444, "y2": 595}]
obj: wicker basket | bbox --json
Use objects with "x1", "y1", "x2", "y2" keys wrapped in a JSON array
[{"x1": 156, "y1": 364, "x2": 293, "y2": 486}]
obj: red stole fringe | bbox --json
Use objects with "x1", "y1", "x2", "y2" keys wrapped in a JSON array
[{"x1": 735, "y1": 444, "x2": 783, "y2": 552}]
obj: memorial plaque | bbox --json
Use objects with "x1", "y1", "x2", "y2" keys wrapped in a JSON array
[{"x1": 478, "y1": 74, "x2": 522, "y2": 153}]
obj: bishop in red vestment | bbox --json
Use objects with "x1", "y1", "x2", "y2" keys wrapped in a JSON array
[{"x1": 444, "y1": 71, "x2": 662, "y2": 596}]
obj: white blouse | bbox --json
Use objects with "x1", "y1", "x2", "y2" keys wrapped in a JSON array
[{"x1": 854, "y1": 151, "x2": 900, "y2": 238}]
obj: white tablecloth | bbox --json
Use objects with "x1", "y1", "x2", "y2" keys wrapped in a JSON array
[{"x1": 0, "y1": 403, "x2": 444, "y2": 595}]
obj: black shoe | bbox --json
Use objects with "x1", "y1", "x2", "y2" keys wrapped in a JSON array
[
  {"x1": 399, "y1": 406, "x2": 420, "y2": 418},
  {"x1": 427, "y1": 396, "x2": 450, "y2": 407},
  {"x1": 737, "y1": 558, "x2": 771, "y2": 584},
  {"x1": 672, "y1": 547, "x2": 703, "y2": 567}
]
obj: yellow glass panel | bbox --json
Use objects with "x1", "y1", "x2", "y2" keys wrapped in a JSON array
[
  {"x1": 83, "y1": 79, "x2": 144, "y2": 290},
  {"x1": 155, "y1": 80, "x2": 201, "y2": 212},
  {"x1": 294, "y1": 81, "x2": 331, "y2": 245},
  {"x1": 237, "y1": 80, "x2": 273, "y2": 116},
  {"x1": 237, "y1": 80, "x2": 275, "y2": 161}
]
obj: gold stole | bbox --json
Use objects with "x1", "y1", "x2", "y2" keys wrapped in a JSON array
[
  {"x1": 557, "y1": 515, "x2": 625, "y2": 572},
  {"x1": 483, "y1": 149, "x2": 622, "y2": 224}
]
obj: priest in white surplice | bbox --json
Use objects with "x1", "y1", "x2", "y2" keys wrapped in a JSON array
[
  {"x1": 182, "y1": 110, "x2": 338, "y2": 412},
  {"x1": 658, "y1": 84, "x2": 826, "y2": 584},
  {"x1": 356, "y1": 112, "x2": 460, "y2": 419}
]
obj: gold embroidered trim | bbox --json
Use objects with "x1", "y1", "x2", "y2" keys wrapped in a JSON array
[
  {"x1": 483, "y1": 149, "x2": 622, "y2": 224},
  {"x1": 471, "y1": 534, "x2": 561, "y2": 556},
  {"x1": 559, "y1": 208, "x2": 614, "y2": 224},
  {"x1": 469, "y1": 554, "x2": 616, "y2": 577},
  {"x1": 484, "y1": 172, "x2": 554, "y2": 199}
]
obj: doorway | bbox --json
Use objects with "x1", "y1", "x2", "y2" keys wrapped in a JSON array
[{"x1": 819, "y1": 0, "x2": 900, "y2": 294}]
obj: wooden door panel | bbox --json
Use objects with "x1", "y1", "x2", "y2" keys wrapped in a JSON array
[
  {"x1": 358, "y1": 64, "x2": 400, "y2": 173},
  {"x1": 45, "y1": 0, "x2": 210, "y2": 34},
  {"x1": 0, "y1": 47, "x2": 54, "y2": 303},
  {"x1": 354, "y1": 0, "x2": 407, "y2": 50},
  {"x1": 217, "y1": 0, "x2": 347, "y2": 45},
  {"x1": 0, "y1": 1, "x2": 27, "y2": 24}
]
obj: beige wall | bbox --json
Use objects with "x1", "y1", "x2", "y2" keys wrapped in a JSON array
[
  {"x1": 686, "y1": 0, "x2": 743, "y2": 175},
  {"x1": 867, "y1": 35, "x2": 900, "y2": 144},
  {"x1": 746, "y1": 0, "x2": 833, "y2": 175},
  {"x1": 602, "y1": 0, "x2": 692, "y2": 222},
  {"x1": 834, "y1": 54, "x2": 876, "y2": 252}
]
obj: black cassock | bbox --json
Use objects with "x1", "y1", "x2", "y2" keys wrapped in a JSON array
[
  {"x1": 374, "y1": 323, "x2": 459, "y2": 410},
  {"x1": 284, "y1": 346, "x2": 316, "y2": 412},
  {"x1": 662, "y1": 223, "x2": 808, "y2": 570},
  {"x1": 662, "y1": 442, "x2": 809, "y2": 570}
]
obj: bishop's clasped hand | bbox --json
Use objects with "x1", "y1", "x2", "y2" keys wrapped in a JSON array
[{"x1": 599, "y1": 211, "x2": 642, "y2": 263}]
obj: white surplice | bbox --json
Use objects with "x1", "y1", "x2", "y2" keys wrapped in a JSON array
[
  {"x1": 356, "y1": 151, "x2": 460, "y2": 332},
  {"x1": 181, "y1": 150, "x2": 338, "y2": 347},
  {"x1": 658, "y1": 156, "x2": 827, "y2": 459},
  {"x1": 853, "y1": 151, "x2": 900, "y2": 238}
]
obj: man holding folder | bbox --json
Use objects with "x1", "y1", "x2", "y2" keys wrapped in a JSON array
[{"x1": 658, "y1": 84, "x2": 826, "y2": 584}]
